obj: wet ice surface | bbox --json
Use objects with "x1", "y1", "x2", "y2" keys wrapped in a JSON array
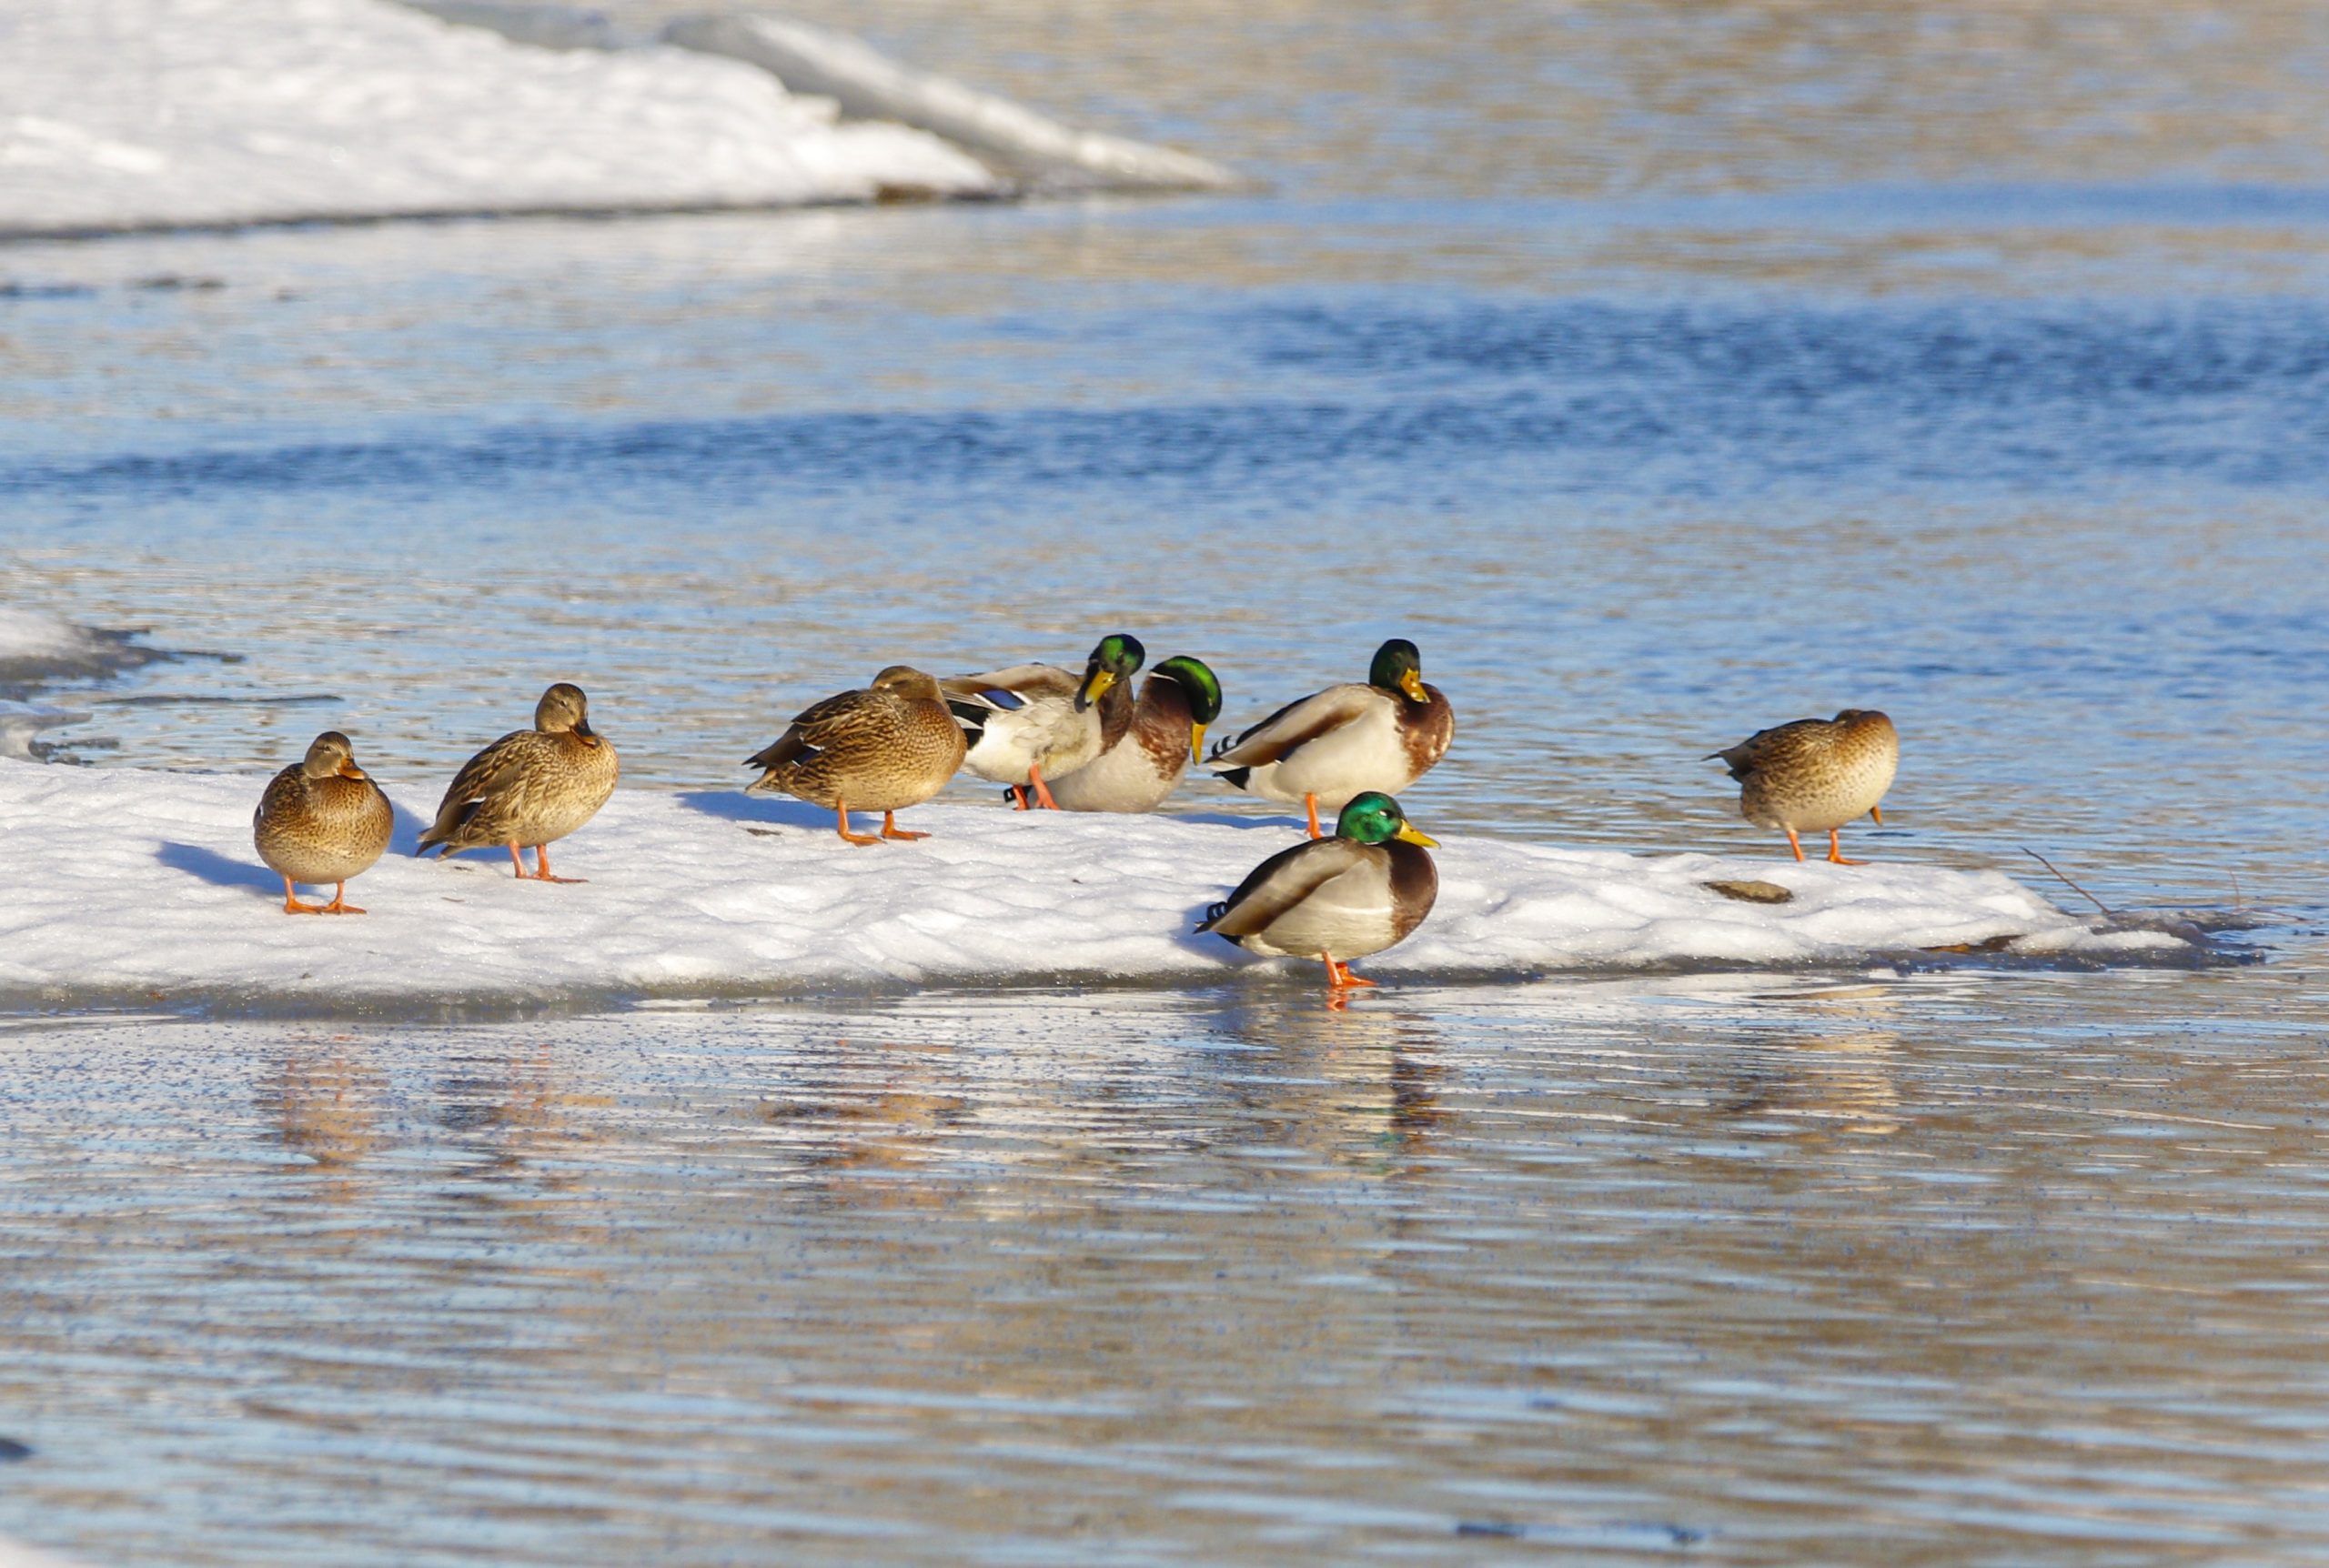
[{"x1": 6, "y1": 977, "x2": 2329, "y2": 1565}]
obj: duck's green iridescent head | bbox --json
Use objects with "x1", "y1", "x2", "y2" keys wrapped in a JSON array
[
  {"x1": 1077, "y1": 633, "x2": 1147, "y2": 711},
  {"x1": 1367, "y1": 638, "x2": 1429, "y2": 704},
  {"x1": 1336, "y1": 790, "x2": 1437, "y2": 848},
  {"x1": 1154, "y1": 655, "x2": 1222, "y2": 762}
]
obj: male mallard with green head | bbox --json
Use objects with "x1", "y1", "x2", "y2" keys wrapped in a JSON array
[
  {"x1": 415, "y1": 682, "x2": 618, "y2": 881},
  {"x1": 254, "y1": 730, "x2": 395, "y2": 915},
  {"x1": 1207, "y1": 638, "x2": 1454, "y2": 838},
  {"x1": 1049, "y1": 655, "x2": 1224, "y2": 813},
  {"x1": 1198, "y1": 791, "x2": 1439, "y2": 998},
  {"x1": 1709, "y1": 709, "x2": 1898, "y2": 864},
  {"x1": 943, "y1": 633, "x2": 1145, "y2": 810},
  {"x1": 744, "y1": 665, "x2": 967, "y2": 845}
]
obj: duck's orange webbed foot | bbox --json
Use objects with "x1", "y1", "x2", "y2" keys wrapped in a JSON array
[
  {"x1": 880, "y1": 811, "x2": 929, "y2": 841},
  {"x1": 1028, "y1": 765, "x2": 1062, "y2": 811},
  {"x1": 1323, "y1": 956, "x2": 1378, "y2": 991},
  {"x1": 319, "y1": 881, "x2": 367, "y2": 915},
  {"x1": 279, "y1": 876, "x2": 328, "y2": 915},
  {"x1": 1826, "y1": 829, "x2": 1867, "y2": 867},
  {"x1": 529, "y1": 844, "x2": 588, "y2": 882},
  {"x1": 834, "y1": 806, "x2": 882, "y2": 847},
  {"x1": 1783, "y1": 827, "x2": 1808, "y2": 862}
]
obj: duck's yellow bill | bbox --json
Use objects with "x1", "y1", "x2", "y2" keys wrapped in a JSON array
[
  {"x1": 337, "y1": 761, "x2": 368, "y2": 780},
  {"x1": 1399, "y1": 670, "x2": 1428, "y2": 702},
  {"x1": 1189, "y1": 722, "x2": 1207, "y2": 765},
  {"x1": 1082, "y1": 668, "x2": 1118, "y2": 707},
  {"x1": 1394, "y1": 822, "x2": 1438, "y2": 848}
]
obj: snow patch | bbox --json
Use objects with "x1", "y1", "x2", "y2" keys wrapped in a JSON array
[
  {"x1": 0, "y1": 0, "x2": 996, "y2": 237},
  {"x1": 0, "y1": 608, "x2": 106, "y2": 667},
  {"x1": 0, "y1": 702, "x2": 92, "y2": 761},
  {"x1": 0, "y1": 758, "x2": 2198, "y2": 1010}
]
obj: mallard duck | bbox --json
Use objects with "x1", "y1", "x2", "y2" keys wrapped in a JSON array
[
  {"x1": 743, "y1": 665, "x2": 967, "y2": 845},
  {"x1": 253, "y1": 730, "x2": 395, "y2": 915},
  {"x1": 1709, "y1": 709, "x2": 1898, "y2": 864},
  {"x1": 415, "y1": 682, "x2": 618, "y2": 881},
  {"x1": 1049, "y1": 656, "x2": 1224, "y2": 813},
  {"x1": 943, "y1": 633, "x2": 1145, "y2": 810},
  {"x1": 1198, "y1": 790, "x2": 1439, "y2": 996},
  {"x1": 1207, "y1": 638, "x2": 1454, "y2": 838}
]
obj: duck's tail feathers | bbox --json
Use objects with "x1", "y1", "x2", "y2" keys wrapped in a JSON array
[
  {"x1": 1214, "y1": 765, "x2": 1252, "y2": 791},
  {"x1": 947, "y1": 699, "x2": 988, "y2": 746}
]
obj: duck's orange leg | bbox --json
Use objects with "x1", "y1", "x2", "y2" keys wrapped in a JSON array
[
  {"x1": 834, "y1": 803, "x2": 882, "y2": 846},
  {"x1": 530, "y1": 844, "x2": 588, "y2": 882},
  {"x1": 319, "y1": 880, "x2": 367, "y2": 915},
  {"x1": 1008, "y1": 785, "x2": 1033, "y2": 810},
  {"x1": 1783, "y1": 827, "x2": 1807, "y2": 862},
  {"x1": 1827, "y1": 829, "x2": 1867, "y2": 866},
  {"x1": 1027, "y1": 764, "x2": 1062, "y2": 810},
  {"x1": 506, "y1": 841, "x2": 529, "y2": 878},
  {"x1": 1305, "y1": 794, "x2": 1324, "y2": 839},
  {"x1": 279, "y1": 875, "x2": 328, "y2": 915},
  {"x1": 1323, "y1": 955, "x2": 1378, "y2": 991},
  {"x1": 881, "y1": 810, "x2": 929, "y2": 841},
  {"x1": 1870, "y1": 805, "x2": 1885, "y2": 826}
]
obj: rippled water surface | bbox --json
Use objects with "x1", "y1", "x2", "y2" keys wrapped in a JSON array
[
  {"x1": 8, "y1": 974, "x2": 2329, "y2": 1564},
  {"x1": 5, "y1": 0, "x2": 2329, "y2": 1560}
]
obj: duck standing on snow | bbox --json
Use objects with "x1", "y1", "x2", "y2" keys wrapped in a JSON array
[
  {"x1": 1708, "y1": 709, "x2": 1898, "y2": 864},
  {"x1": 1206, "y1": 638, "x2": 1454, "y2": 839},
  {"x1": 743, "y1": 665, "x2": 967, "y2": 845},
  {"x1": 1048, "y1": 655, "x2": 1224, "y2": 813},
  {"x1": 943, "y1": 633, "x2": 1145, "y2": 810},
  {"x1": 415, "y1": 682, "x2": 618, "y2": 881},
  {"x1": 254, "y1": 730, "x2": 395, "y2": 915},
  {"x1": 1198, "y1": 790, "x2": 1439, "y2": 997}
]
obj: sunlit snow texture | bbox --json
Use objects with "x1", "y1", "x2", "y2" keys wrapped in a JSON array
[
  {"x1": 0, "y1": 0, "x2": 995, "y2": 237},
  {"x1": 0, "y1": 759, "x2": 2184, "y2": 1007}
]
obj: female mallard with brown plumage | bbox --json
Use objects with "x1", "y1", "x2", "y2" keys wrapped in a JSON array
[
  {"x1": 743, "y1": 665, "x2": 967, "y2": 846},
  {"x1": 254, "y1": 730, "x2": 395, "y2": 915},
  {"x1": 1709, "y1": 708, "x2": 1898, "y2": 864},
  {"x1": 943, "y1": 633, "x2": 1145, "y2": 810},
  {"x1": 1198, "y1": 791, "x2": 1439, "y2": 998},
  {"x1": 1048, "y1": 655, "x2": 1223, "y2": 813},
  {"x1": 415, "y1": 682, "x2": 618, "y2": 882},
  {"x1": 1206, "y1": 638, "x2": 1454, "y2": 839}
]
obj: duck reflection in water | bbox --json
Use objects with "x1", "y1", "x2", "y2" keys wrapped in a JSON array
[
  {"x1": 1206, "y1": 1000, "x2": 1452, "y2": 1172},
  {"x1": 266, "y1": 1040, "x2": 388, "y2": 1208}
]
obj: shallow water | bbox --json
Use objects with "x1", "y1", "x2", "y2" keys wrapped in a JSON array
[
  {"x1": 7, "y1": 972, "x2": 2329, "y2": 1565},
  {"x1": 5, "y1": 0, "x2": 2329, "y2": 1560}
]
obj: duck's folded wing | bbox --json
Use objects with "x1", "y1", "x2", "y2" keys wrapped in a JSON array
[
  {"x1": 940, "y1": 664, "x2": 1080, "y2": 710},
  {"x1": 1713, "y1": 717, "x2": 1822, "y2": 777},
  {"x1": 1199, "y1": 839, "x2": 1369, "y2": 937},
  {"x1": 1207, "y1": 683, "x2": 1376, "y2": 768},
  {"x1": 745, "y1": 724, "x2": 811, "y2": 772},
  {"x1": 424, "y1": 729, "x2": 533, "y2": 839}
]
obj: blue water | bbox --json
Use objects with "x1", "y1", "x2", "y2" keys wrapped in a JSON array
[{"x1": 5, "y1": 4, "x2": 2329, "y2": 1560}]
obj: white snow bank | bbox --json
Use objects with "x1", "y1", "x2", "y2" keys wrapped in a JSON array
[
  {"x1": 664, "y1": 13, "x2": 1243, "y2": 192},
  {"x1": 0, "y1": 703, "x2": 92, "y2": 761},
  {"x1": 0, "y1": 0, "x2": 994, "y2": 237},
  {"x1": 0, "y1": 608, "x2": 106, "y2": 667},
  {"x1": 0, "y1": 758, "x2": 2195, "y2": 1008}
]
